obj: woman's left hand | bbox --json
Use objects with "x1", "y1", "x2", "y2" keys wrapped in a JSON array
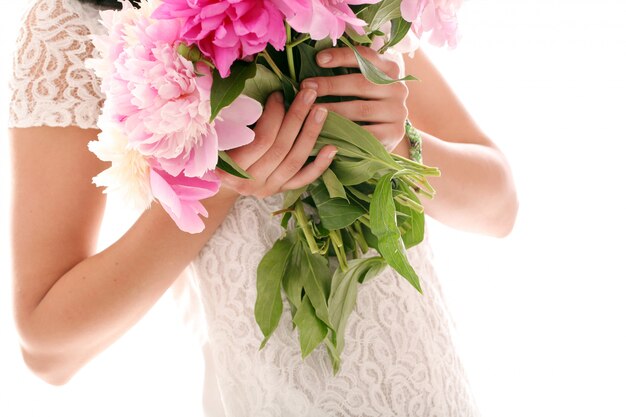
[{"x1": 299, "y1": 46, "x2": 409, "y2": 151}]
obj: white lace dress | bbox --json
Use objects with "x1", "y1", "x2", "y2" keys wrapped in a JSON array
[{"x1": 8, "y1": 1, "x2": 481, "y2": 416}]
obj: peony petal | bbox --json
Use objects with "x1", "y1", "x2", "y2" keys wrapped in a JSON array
[
  {"x1": 150, "y1": 168, "x2": 182, "y2": 218},
  {"x1": 218, "y1": 95, "x2": 263, "y2": 126},
  {"x1": 214, "y1": 119, "x2": 256, "y2": 151},
  {"x1": 160, "y1": 199, "x2": 207, "y2": 234},
  {"x1": 184, "y1": 129, "x2": 219, "y2": 176},
  {"x1": 401, "y1": 0, "x2": 420, "y2": 22}
]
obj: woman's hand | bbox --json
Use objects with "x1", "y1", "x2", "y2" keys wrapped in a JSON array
[
  {"x1": 218, "y1": 89, "x2": 337, "y2": 199},
  {"x1": 300, "y1": 47, "x2": 409, "y2": 151}
]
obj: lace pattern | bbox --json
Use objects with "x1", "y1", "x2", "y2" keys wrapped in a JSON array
[
  {"x1": 7, "y1": 0, "x2": 106, "y2": 129},
  {"x1": 189, "y1": 195, "x2": 481, "y2": 417}
]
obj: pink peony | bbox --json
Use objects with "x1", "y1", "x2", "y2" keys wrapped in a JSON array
[
  {"x1": 88, "y1": 0, "x2": 263, "y2": 233},
  {"x1": 91, "y1": 1, "x2": 261, "y2": 177},
  {"x1": 277, "y1": 0, "x2": 382, "y2": 43},
  {"x1": 156, "y1": 95, "x2": 263, "y2": 178},
  {"x1": 401, "y1": 0, "x2": 462, "y2": 48},
  {"x1": 150, "y1": 168, "x2": 220, "y2": 233},
  {"x1": 152, "y1": 0, "x2": 287, "y2": 78}
]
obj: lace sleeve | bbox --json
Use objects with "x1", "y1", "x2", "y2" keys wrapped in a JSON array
[{"x1": 7, "y1": 0, "x2": 107, "y2": 130}]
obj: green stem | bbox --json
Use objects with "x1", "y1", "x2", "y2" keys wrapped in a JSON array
[
  {"x1": 329, "y1": 230, "x2": 348, "y2": 271},
  {"x1": 287, "y1": 34, "x2": 311, "y2": 48},
  {"x1": 359, "y1": 215, "x2": 371, "y2": 229},
  {"x1": 271, "y1": 207, "x2": 294, "y2": 217},
  {"x1": 319, "y1": 238, "x2": 331, "y2": 256},
  {"x1": 394, "y1": 194, "x2": 424, "y2": 214},
  {"x1": 294, "y1": 200, "x2": 319, "y2": 254},
  {"x1": 285, "y1": 23, "x2": 297, "y2": 81},
  {"x1": 260, "y1": 51, "x2": 283, "y2": 79},
  {"x1": 392, "y1": 154, "x2": 441, "y2": 176},
  {"x1": 352, "y1": 223, "x2": 369, "y2": 255},
  {"x1": 404, "y1": 175, "x2": 435, "y2": 196}
]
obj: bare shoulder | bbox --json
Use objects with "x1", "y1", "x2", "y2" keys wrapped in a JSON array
[{"x1": 9, "y1": 126, "x2": 107, "y2": 329}]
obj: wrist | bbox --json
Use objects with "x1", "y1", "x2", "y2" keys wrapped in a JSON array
[
  {"x1": 202, "y1": 184, "x2": 239, "y2": 209},
  {"x1": 391, "y1": 134, "x2": 411, "y2": 158}
]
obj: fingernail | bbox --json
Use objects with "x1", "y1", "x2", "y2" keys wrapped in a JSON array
[
  {"x1": 317, "y1": 52, "x2": 332, "y2": 65},
  {"x1": 273, "y1": 91, "x2": 283, "y2": 103},
  {"x1": 301, "y1": 80, "x2": 318, "y2": 90},
  {"x1": 327, "y1": 148, "x2": 337, "y2": 159},
  {"x1": 303, "y1": 89, "x2": 317, "y2": 105},
  {"x1": 315, "y1": 107, "x2": 328, "y2": 124}
]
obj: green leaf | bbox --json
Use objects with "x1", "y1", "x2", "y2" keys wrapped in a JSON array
[
  {"x1": 313, "y1": 136, "x2": 366, "y2": 160},
  {"x1": 379, "y1": 17, "x2": 413, "y2": 53},
  {"x1": 282, "y1": 238, "x2": 304, "y2": 309},
  {"x1": 217, "y1": 151, "x2": 251, "y2": 179},
  {"x1": 361, "y1": 0, "x2": 403, "y2": 31},
  {"x1": 293, "y1": 295, "x2": 328, "y2": 358},
  {"x1": 321, "y1": 111, "x2": 399, "y2": 166},
  {"x1": 282, "y1": 186, "x2": 307, "y2": 209},
  {"x1": 255, "y1": 235, "x2": 294, "y2": 348},
  {"x1": 310, "y1": 182, "x2": 365, "y2": 230},
  {"x1": 327, "y1": 257, "x2": 387, "y2": 371},
  {"x1": 322, "y1": 169, "x2": 347, "y2": 200},
  {"x1": 340, "y1": 39, "x2": 417, "y2": 85},
  {"x1": 242, "y1": 64, "x2": 282, "y2": 104},
  {"x1": 280, "y1": 211, "x2": 292, "y2": 229},
  {"x1": 323, "y1": 338, "x2": 342, "y2": 375},
  {"x1": 210, "y1": 61, "x2": 257, "y2": 121},
  {"x1": 331, "y1": 157, "x2": 389, "y2": 185},
  {"x1": 370, "y1": 173, "x2": 422, "y2": 293},
  {"x1": 396, "y1": 180, "x2": 425, "y2": 249},
  {"x1": 280, "y1": 73, "x2": 297, "y2": 107},
  {"x1": 314, "y1": 38, "x2": 334, "y2": 52},
  {"x1": 346, "y1": 185, "x2": 372, "y2": 203},
  {"x1": 297, "y1": 43, "x2": 335, "y2": 81},
  {"x1": 311, "y1": 136, "x2": 360, "y2": 159},
  {"x1": 345, "y1": 26, "x2": 373, "y2": 44},
  {"x1": 359, "y1": 221, "x2": 380, "y2": 252},
  {"x1": 300, "y1": 246, "x2": 333, "y2": 329}
]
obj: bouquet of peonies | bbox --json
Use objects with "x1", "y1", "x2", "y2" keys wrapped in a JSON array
[{"x1": 88, "y1": 0, "x2": 463, "y2": 372}]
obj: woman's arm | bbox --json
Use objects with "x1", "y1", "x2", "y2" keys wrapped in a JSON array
[
  {"x1": 9, "y1": 89, "x2": 334, "y2": 386},
  {"x1": 403, "y1": 49, "x2": 519, "y2": 237},
  {"x1": 300, "y1": 46, "x2": 518, "y2": 237}
]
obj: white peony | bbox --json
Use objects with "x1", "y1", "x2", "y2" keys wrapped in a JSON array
[{"x1": 88, "y1": 118, "x2": 153, "y2": 210}]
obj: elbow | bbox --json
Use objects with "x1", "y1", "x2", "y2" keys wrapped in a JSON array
[
  {"x1": 490, "y1": 192, "x2": 519, "y2": 238},
  {"x1": 17, "y1": 320, "x2": 79, "y2": 386},
  {"x1": 488, "y1": 167, "x2": 519, "y2": 238},
  {"x1": 20, "y1": 346, "x2": 77, "y2": 386}
]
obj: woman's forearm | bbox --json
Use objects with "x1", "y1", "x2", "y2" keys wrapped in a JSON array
[
  {"x1": 416, "y1": 131, "x2": 518, "y2": 237},
  {"x1": 21, "y1": 189, "x2": 239, "y2": 385}
]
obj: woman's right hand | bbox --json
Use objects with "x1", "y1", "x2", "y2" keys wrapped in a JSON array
[{"x1": 218, "y1": 89, "x2": 337, "y2": 199}]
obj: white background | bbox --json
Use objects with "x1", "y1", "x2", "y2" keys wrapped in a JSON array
[{"x1": 1, "y1": 0, "x2": 626, "y2": 416}]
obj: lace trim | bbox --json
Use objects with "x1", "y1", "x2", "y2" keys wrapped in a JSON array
[{"x1": 7, "y1": 0, "x2": 106, "y2": 129}]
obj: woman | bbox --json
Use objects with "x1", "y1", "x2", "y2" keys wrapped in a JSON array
[{"x1": 8, "y1": 0, "x2": 518, "y2": 415}]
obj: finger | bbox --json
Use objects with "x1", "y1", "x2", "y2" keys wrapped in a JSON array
[
  {"x1": 249, "y1": 88, "x2": 318, "y2": 180},
  {"x1": 321, "y1": 100, "x2": 405, "y2": 123},
  {"x1": 362, "y1": 123, "x2": 407, "y2": 152},
  {"x1": 316, "y1": 46, "x2": 400, "y2": 77},
  {"x1": 227, "y1": 91, "x2": 284, "y2": 170},
  {"x1": 263, "y1": 106, "x2": 328, "y2": 195},
  {"x1": 300, "y1": 73, "x2": 391, "y2": 100},
  {"x1": 281, "y1": 145, "x2": 337, "y2": 191}
]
